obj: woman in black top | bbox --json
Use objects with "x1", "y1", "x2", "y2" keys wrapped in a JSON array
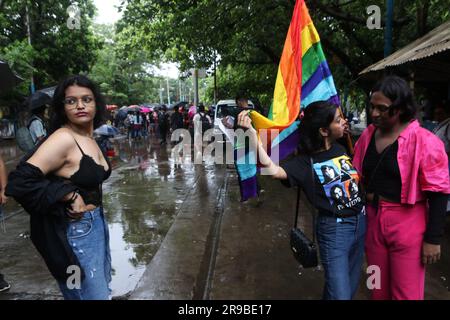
[
  {"x1": 237, "y1": 101, "x2": 366, "y2": 300},
  {"x1": 6, "y1": 75, "x2": 112, "y2": 300},
  {"x1": 353, "y1": 76, "x2": 448, "y2": 300}
]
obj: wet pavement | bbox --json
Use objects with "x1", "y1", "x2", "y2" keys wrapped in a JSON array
[{"x1": 0, "y1": 135, "x2": 449, "y2": 300}]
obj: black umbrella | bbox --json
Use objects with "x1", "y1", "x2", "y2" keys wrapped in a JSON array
[
  {"x1": 0, "y1": 60, "x2": 23, "y2": 94},
  {"x1": 168, "y1": 101, "x2": 188, "y2": 110},
  {"x1": 37, "y1": 86, "x2": 56, "y2": 98},
  {"x1": 116, "y1": 108, "x2": 128, "y2": 119},
  {"x1": 28, "y1": 91, "x2": 52, "y2": 111}
]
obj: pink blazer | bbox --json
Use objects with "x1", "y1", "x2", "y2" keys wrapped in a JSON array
[{"x1": 353, "y1": 120, "x2": 450, "y2": 205}]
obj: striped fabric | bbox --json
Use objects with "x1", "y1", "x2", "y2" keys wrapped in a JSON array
[{"x1": 235, "y1": 0, "x2": 340, "y2": 201}]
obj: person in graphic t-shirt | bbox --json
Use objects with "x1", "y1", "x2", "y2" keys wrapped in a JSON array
[
  {"x1": 339, "y1": 158, "x2": 352, "y2": 172},
  {"x1": 237, "y1": 100, "x2": 366, "y2": 300},
  {"x1": 321, "y1": 165, "x2": 339, "y2": 184},
  {"x1": 330, "y1": 185, "x2": 348, "y2": 206},
  {"x1": 349, "y1": 180, "x2": 359, "y2": 200}
]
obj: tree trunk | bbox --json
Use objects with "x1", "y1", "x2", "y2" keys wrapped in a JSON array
[{"x1": 417, "y1": 0, "x2": 430, "y2": 36}]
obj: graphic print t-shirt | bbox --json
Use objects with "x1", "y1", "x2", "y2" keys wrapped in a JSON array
[{"x1": 280, "y1": 143, "x2": 364, "y2": 216}]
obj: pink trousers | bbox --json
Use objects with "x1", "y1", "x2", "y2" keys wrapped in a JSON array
[{"x1": 365, "y1": 200, "x2": 427, "y2": 300}]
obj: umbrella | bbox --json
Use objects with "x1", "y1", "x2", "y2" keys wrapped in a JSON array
[
  {"x1": 94, "y1": 124, "x2": 119, "y2": 136},
  {"x1": 29, "y1": 91, "x2": 52, "y2": 111},
  {"x1": 116, "y1": 108, "x2": 128, "y2": 119},
  {"x1": 147, "y1": 103, "x2": 162, "y2": 109},
  {"x1": 0, "y1": 60, "x2": 23, "y2": 94},
  {"x1": 140, "y1": 107, "x2": 151, "y2": 113},
  {"x1": 169, "y1": 101, "x2": 188, "y2": 110},
  {"x1": 37, "y1": 86, "x2": 56, "y2": 98},
  {"x1": 188, "y1": 105, "x2": 197, "y2": 118},
  {"x1": 127, "y1": 105, "x2": 140, "y2": 112}
]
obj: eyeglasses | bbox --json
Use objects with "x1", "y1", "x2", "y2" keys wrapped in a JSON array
[
  {"x1": 369, "y1": 104, "x2": 391, "y2": 113},
  {"x1": 63, "y1": 96, "x2": 95, "y2": 109}
]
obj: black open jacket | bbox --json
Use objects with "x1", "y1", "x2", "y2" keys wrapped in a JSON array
[{"x1": 5, "y1": 150, "x2": 83, "y2": 282}]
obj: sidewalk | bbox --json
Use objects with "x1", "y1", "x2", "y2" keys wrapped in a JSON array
[
  {"x1": 131, "y1": 169, "x2": 363, "y2": 300},
  {"x1": 130, "y1": 167, "x2": 450, "y2": 300},
  {"x1": 0, "y1": 138, "x2": 448, "y2": 300}
]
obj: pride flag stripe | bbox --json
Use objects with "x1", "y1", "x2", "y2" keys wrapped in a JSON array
[
  {"x1": 301, "y1": 75, "x2": 338, "y2": 107},
  {"x1": 301, "y1": 60, "x2": 332, "y2": 99},
  {"x1": 235, "y1": 0, "x2": 341, "y2": 201},
  {"x1": 302, "y1": 42, "x2": 326, "y2": 84},
  {"x1": 301, "y1": 23, "x2": 320, "y2": 57}
]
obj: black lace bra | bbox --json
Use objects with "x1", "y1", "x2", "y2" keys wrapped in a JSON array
[{"x1": 69, "y1": 138, "x2": 111, "y2": 206}]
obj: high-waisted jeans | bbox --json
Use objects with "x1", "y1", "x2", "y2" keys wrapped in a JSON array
[
  {"x1": 57, "y1": 207, "x2": 112, "y2": 300},
  {"x1": 317, "y1": 208, "x2": 367, "y2": 300}
]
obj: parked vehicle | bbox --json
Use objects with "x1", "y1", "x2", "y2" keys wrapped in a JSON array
[{"x1": 213, "y1": 99, "x2": 254, "y2": 143}]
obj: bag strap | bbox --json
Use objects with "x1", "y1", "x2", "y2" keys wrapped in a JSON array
[
  {"x1": 27, "y1": 116, "x2": 40, "y2": 129},
  {"x1": 293, "y1": 157, "x2": 316, "y2": 243}
]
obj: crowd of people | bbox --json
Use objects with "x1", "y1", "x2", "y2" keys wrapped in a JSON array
[
  {"x1": 0, "y1": 74, "x2": 449, "y2": 301},
  {"x1": 112, "y1": 103, "x2": 214, "y2": 146}
]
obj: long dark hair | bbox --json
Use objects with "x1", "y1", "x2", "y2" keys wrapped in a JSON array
[
  {"x1": 371, "y1": 76, "x2": 417, "y2": 123},
  {"x1": 49, "y1": 75, "x2": 106, "y2": 134},
  {"x1": 298, "y1": 101, "x2": 338, "y2": 155}
]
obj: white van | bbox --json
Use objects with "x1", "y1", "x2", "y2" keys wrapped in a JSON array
[{"x1": 213, "y1": 99, "x2": 254, "y2": 142}]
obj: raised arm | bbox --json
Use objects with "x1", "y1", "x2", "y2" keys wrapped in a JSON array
[{"x1": 237, "y1": 111, "x2": 288, "y2": 180}]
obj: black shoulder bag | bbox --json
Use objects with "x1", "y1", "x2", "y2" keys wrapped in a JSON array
[{"x1": 289, "y1": 158, "x2": 318, "y2": 268}]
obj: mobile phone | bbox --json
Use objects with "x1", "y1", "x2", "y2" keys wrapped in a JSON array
[{"x1": 222, "y1": 116, "x2": 235, "y2": 129}]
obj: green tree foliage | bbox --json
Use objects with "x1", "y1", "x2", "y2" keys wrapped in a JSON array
[
  {"x1": 116, "y1": 0, "x2": 450, "y2": 109},
  {"x1": 1, "y1": 39, "x2": 37, "y2": 96},
  {"x1": 0, "y1": 0, "x2": 101, "y2": 96},
  {"x1": 89, "y1": 23, "x2": 172, "y2": 105}
]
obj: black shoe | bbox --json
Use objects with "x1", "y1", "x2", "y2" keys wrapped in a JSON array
[{"x1": 0, "y1": 274, "x2": 11, "y2": 292}]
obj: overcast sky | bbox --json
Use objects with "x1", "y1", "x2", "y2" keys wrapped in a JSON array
[
  {"x1": 92, "y1": 0, "x2": 179, "y2": 78},
  {"x1": 93, "y1": 0, "x2": 123, "y2": 24}
]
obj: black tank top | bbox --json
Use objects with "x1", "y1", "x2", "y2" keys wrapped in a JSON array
[
  {"x1": 69, "y1": 138, "x2": 111, "y2": 206},
  {"x1": 362, "y1": 133, "x2": 402, "y2": 202}
]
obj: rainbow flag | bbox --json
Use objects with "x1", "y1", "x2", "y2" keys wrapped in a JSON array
[{"x1": 235, "y1": 0, "x2": 340, "y2": 201}]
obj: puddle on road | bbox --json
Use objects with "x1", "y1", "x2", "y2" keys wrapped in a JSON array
[
  {"x1": 1, "y1": 136, "x2": 225, "y2": 298},
  {"x1": 102, "y1": 137, "x2": 200, "y2": 297}
]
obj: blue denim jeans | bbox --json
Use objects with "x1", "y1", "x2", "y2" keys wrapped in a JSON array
[
  {"x1": 316, "y1": 208, "x2": 366, "y2": 300},
  {"x1": 57, "y1": 207, "x2": 112, "y2": 300}
]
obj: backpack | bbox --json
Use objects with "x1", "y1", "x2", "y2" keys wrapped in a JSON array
[
  {"x1": 199, "y1": 113, "x2": 211, "y2": 132},
  {"x1": 15, "y1": 118, "x2": 40, "y2": 153},
  {"x1": 158, "y1": 112, "x2": 168, "y2": 128}
]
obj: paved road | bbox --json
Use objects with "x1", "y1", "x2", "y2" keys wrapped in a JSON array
[{"x1": 0, "y1": 137, "x2": 449, "y2": 300}]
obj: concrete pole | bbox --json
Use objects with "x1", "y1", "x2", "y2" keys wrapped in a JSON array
[
  {"x1": 213, "y1": 54, "x2": 217, "y2": 105},
  {"x1": 166, "y1": 77, "x2": 171, "y2": 105},
  {"x1": 193, "y1": 68, "x2": 199, "y2": 106},
  {"x1": 159, "y1": 81, "x2": 163, "y2": 105}
]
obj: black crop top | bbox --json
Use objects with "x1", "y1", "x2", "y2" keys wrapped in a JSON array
[
  {"x1": 362, "y1": 132, "x2": 402, "y2": 202},
  {"x1": 69, "y1": 139, "x2": 111, "y2": 206}
]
